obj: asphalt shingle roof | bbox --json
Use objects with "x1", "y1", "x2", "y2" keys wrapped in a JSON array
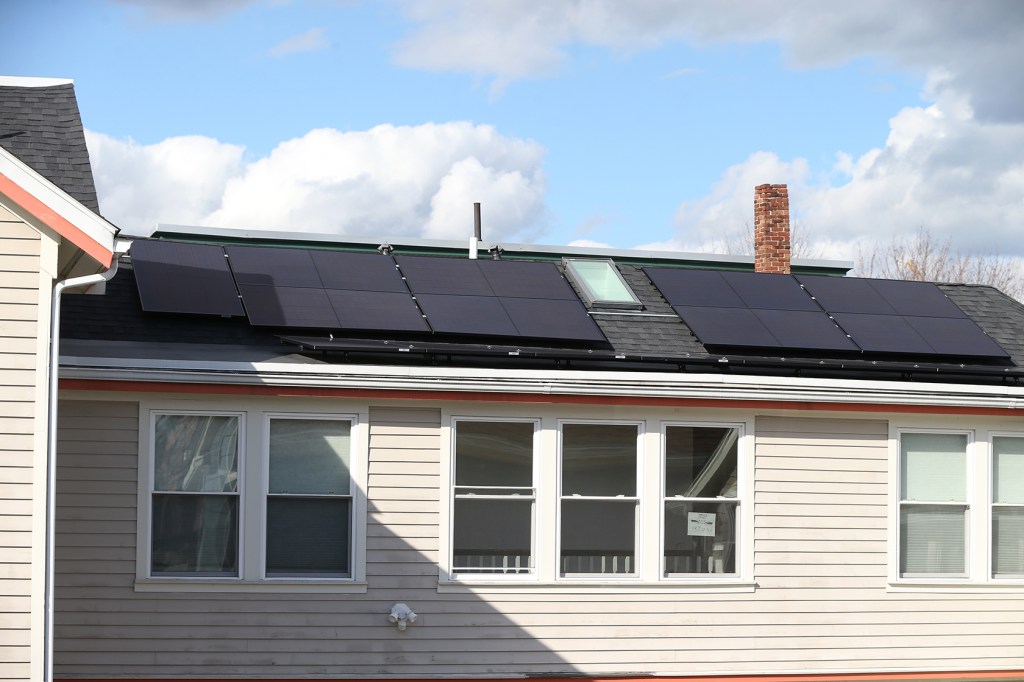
[{"x1": 0, "y1": 82, "x2": 100, "y2": 213}]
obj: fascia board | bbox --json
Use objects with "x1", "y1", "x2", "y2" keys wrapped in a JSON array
[
  {"x1": 0, "y1": 146, "x2": 117, "y2": 267},
  {"x1": 58, "y1": 356, "x2": 1024, "y2": 411}
]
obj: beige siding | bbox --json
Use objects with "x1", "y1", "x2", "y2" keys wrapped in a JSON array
[
  {"x1": 54, "y1": 405, "x2": 1024, "y2": 678},
  {"x1": 0, "y1": 219, "x2": 44, "y2": 682}
]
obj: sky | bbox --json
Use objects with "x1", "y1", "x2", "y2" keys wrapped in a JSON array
[{"x1": 3, "y1": 0, "x2": 1024, "y2": 266}]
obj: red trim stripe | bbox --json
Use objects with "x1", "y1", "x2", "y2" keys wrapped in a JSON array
[
  {"x1": 60, "y1": 378, "x2": 1023, "y2": 416},
  {"x1": 0, "y1": 169, "x2": 113, "y2": 266}
]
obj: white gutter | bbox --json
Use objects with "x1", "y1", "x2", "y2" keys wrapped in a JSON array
[
  {"x1": 58, "y1": 359, "x2": 1024, "y2": 412},
  {"x1": 44, "y1": 240, "x2": 128, "y2": 682}
]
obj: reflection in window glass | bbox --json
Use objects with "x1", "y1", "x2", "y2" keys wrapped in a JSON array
[
  {"x1": 663, "y1": 426, "x2": 739, "y2": 576},
  {"x1": 151, "y1": 414, "x2": 239, "y2": 576},
  {"x1": 453, "y1": 421, "x2": 535, "y2": 574},
  {"x1": 560, "y1": 423, "x2": 639, "y2": 575}
]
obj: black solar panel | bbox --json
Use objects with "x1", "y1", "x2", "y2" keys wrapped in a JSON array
[
  {"x1": 795, "y1": 275, "x2": 898, "y2": 315},
  {"x1": 500, "y1": 297, "x2": 605, "y2": 341},
  {"x1": 311, "y1": 251, "x2": 407, "y2": 293},
  {"x1": 753, "y1": 309, "x2": 858, "y2": 351},
  {"x1": 674, "y1": 306, "x2": 780, "y2": 348},
  {"x1": 479, "y1": 260, "x2": 577, "y2": 300},
  {"x1": 226, "y1": 246, "x2": 321, "y2": 288},
  {"x1": 238, "y1": 285, "x2": 338, "y2": 328},
  {"x1": 720, "y1": 271, "x2": 818, "y2": 311},
  {"x1": 645, "y1": 268, "x2": 745, "y2": 308},
  {"x1": 831, "y1": 313, "x2": 932, "y2": 354},
  {"x1": 131, "y1": 240, "x2": 244, "y2": 317},
  {"x1": 415, "y1": 294, "x2": 518, "y2": 336},
  {"x1": 326, "y1": 290, "x2": 429, "y2": 332},
  {"x1": 868, "y1": 279, "x2": 967, "y2": 318},
  {"x1": 903, "y1": 317, "x2": 1009, "y2": 358},
  {"x1": 396, "y1": 256, "x2": 494, "y2": 296}
]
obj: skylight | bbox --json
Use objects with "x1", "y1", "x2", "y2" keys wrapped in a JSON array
[{"x1": 562, "y1": 258, "x2": 642, "y2": 310}]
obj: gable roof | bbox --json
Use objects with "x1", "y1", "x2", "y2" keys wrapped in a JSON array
[
  {"x1": 59, "y1": 232, "x2": 1024, "y2": 388},
  {"x1": 0, "y1": 77, "x2": 100, "y2": 213}
]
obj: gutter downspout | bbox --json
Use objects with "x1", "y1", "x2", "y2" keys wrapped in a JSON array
[{"x1": 44, "y1": 242, "x2": 127, "y2": 682}]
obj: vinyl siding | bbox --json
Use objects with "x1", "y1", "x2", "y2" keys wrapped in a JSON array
[
  {"x1": 0, "y1": 218, "x2": 44, "y2": 682},
  {"x1": 53, "y1": 404, "x2": 1024, "y2": 677}
]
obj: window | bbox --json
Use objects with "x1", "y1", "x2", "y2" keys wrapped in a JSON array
[
  {"x1": 266, "y1": 417, "x2": 352, "y2": 578},
  {"x1": 451, "y1": 420, "x2": 536, "y2": 575},
  {"x1": 898, "y1": 432, "x2": 969, "y2": 577},
  {"x1": 559, "y1": 423, "x2": 640, "y2": 576},
  {"x1": 663, "y1": 425, "x2": 740, "y2": 576},
  {"x1": 992, "y1": 436, "x2": 1024, "y2": 578},
  {"x1": 151, "y1": 413, "x2": 240, "y2": 576},
  {"x1": 562, "y1": 258, "x2": 642, "y2": 309},
  {"x1": 445, "y1": 414, "x2": 749, "y2": 585},
  {"x1": 142, "y1": 407, "x2": 363, "y2": 587}
]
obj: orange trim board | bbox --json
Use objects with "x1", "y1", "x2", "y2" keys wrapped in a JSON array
[
  {"x1": 59, "y1": 378, "x2": 1023, "y2": 416},
  {"x1": 67, "y1": 672, "x2": 1024, "y2": 682},
  {"x1": 0, "y1": 170, "x2": 113, "y2": 267}
]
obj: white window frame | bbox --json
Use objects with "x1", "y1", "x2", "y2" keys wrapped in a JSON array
[
  {"x1": 660, "y1": 421, "x2": 745, "y2": 581},
  {"x1": 446, "y1": 417, "x2": 540, "y2": 581},
  {"x1": 136, "y1": 400, "x2": 368, "y2": 593},
  {"x1": 557, "y1": 419, "x2": 645, "y2": 581},
  {"x1": 989, "y1": 431, "x2": 1024, "y2": 582}
]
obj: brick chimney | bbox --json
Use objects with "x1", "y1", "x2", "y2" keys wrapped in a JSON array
[{"x1": 753, "y1": 183, "x2": 791, "y2": 274}]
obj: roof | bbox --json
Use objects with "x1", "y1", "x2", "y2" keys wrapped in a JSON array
[
  {"x1": 0, "y1": 77, "x2": 100, "y2": 213},
  {"x1": 58, "y1": 233, "x2": 1024, "y2": 387}
]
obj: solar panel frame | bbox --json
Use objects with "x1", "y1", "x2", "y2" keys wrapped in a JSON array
[
  {"x1": 903, "y1": 317, "x2": 1009, "y2": 358},
  {"x1": 237, "y1": 285, "x2": 339, "y2": 328},
  {"x1": 311, "y1": 251, "x2": 407, "y2": 293},
  {"x1": 226, "y1": 246, "x2": 322, "y2": 288},
  {"x1": 830, "y1": 312, "x2": 933, "y2": 354},
  {"x1": 644, "y1": 268, "x2": 746, "y2": 308},
  {"x1": 499, "y1": 297, "x2": 606, "y2": 341},
  {"x1": 868, "y1": 279, "x2": 968, "y2": 318},
  {"x1": 479, "y1": 259, "x2": 578, "y2": 300},
  {"x1": 396, "y1": 255, "x2": 494, "y2": 296},
  {"x1": 414, "y1": 293, "x2": 518, "y2": 336},
  {"x1": 130, "y1": 240, "x2": 245, "y2": 317},
  {"x1": 325, "y1": 289, "x2": 430, "y2": 333},
  {"x1": 795, "y1": 274, "x2": 898, "y2": 315}
]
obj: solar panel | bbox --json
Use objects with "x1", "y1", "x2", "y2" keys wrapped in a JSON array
[
  {"x1": 131, "y1": 240, "x2": 244, "y2": 317},
  {"x1": 226, "y1": 246, "x2": 321, "y2": 288},
  {"x1": 499, "y1": 297, "x2": 605, "y2": 341},
  {"x1": 310, "y1": 251, "x2": 407, "y2": 293},
  {"x1": 830, "y1": 313, "x2": 932, "y2": 354},
  {"x1": 903, "y1": 317, "x2": 1009, "y2": 358},
  {"x1": 479, "y1": 260, "x2": 577, "y2": 300},
  {"x1": 795, "y1": 275, "x2": 897, "y2": 315},
  {"x1": 752, "y1": 309, "x2": 858, "y2": 351},
  {"x1": 645, "y1": 268, "x2": 745, "y2": 308},
  {"x1": 238, "y1": 285, "x2": 338, "y2": 328},
  {"x1": 673, "y1": 306, "x2": 780, "y2": 348},
  {"x1": 414, "y1": 294, "x2": 518, "y2": 336},
  {"x1": 868, "y1": 279, "x2": 967, "y2": 318},
  {"x1": 325, "y1": 290, "x2": 429, "y2": 332},
  {"x1": 396, "y1": 255, "x2": 494, "y2": 296},
  {"x1": 720, "y1": 271, "x2": 819, "y2": 311}
]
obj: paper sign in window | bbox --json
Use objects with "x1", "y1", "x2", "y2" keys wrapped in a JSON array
[{"x1": 688, "y1": 512, "x2": 716, "y2": 537}]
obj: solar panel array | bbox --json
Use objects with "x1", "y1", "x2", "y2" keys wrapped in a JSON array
[
  {"x1": 645, "y1": 268, "x2": 1008, "y2": 359},
  {"x1": 131, "y1": 240, "x2": 604, "y2": 343}
]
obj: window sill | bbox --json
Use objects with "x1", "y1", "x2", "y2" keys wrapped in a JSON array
[
  {"x1": 888, "y1": 579, "x2": 1024, "y2": 593},
  {"x1": 134, "y1": 578, "x2": 368, "y2": 594},
  {"x1": 438, "y1": 579, "x2": 757, "y2": 594}
]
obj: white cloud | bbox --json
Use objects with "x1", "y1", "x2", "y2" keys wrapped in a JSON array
[
  {"x1": 662, "y1": 85, "x2": 1024, "y2": 260},
  {"x1": 88, "y1": 122, "x2": 547, "y2": 242},
  {"x1": 113, "y1": 0, "x2": 257, "y2": 21},
  {"x1": 268, "y1": 27, "x2": 329, "y2": 57}
]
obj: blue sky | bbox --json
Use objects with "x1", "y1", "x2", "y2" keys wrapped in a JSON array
[{"x1": 4, "y1": 0, "x2": 1023, "y2": 265}]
